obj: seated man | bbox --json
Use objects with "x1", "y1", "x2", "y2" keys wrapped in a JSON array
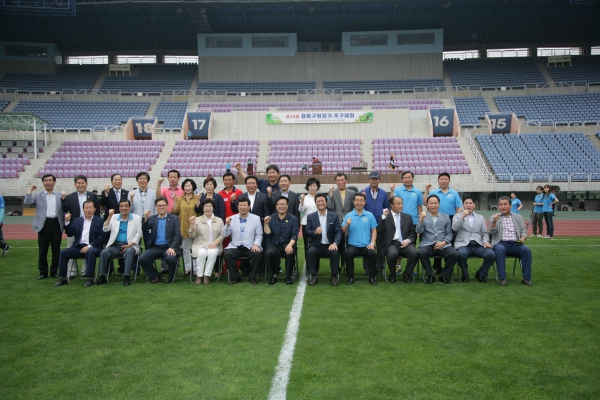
[
  {"x1": 341, "y1": 193, "x2": 378, "y2": 285},
  {"x1": 305, "y1": 193, "x2": 342, "y2": 286},
  {"x1": 378, "y1": 196, "x2": 418, "y2": 283},
  {"x1": 263, "y1": 196, "x2": 299, "y2": 285},
  {"x1": 54, "y1": 201, "x2": 107, "y2": 287},
  {"x1": 223, "y1": 198, "x2": 263, "y2": 285},
  {"x1": 452, "y1": 196, "x2": 496, "y2": 283},
  {"x1": 416, "y1": 195, "x2": 458, "y2": 284},
  {"x1": 139, "y1": 197, "x2": 182, "y2": 284},
  {"x1": 490, "y1": 196, "x2": 532, "y2": 286},
  {"x1": 96, "y1": 199, "x2": 143, "y2": 286}
]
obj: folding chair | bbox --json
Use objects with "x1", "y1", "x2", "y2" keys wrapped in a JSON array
[
  {"x1": 492, "y1": 255, "x2": 522, "y2": 283},
  {"x1": 416, "y1": 255, "x2": 454, "y2": 282},
  {"x1": 190, "y1": 254, "x2": 223, "y2": 284}
]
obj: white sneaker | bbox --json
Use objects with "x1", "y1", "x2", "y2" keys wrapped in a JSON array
[
  {"x1": 2, "y1": 245, "x2": 9, "y2": 256},
  {"x1": 537, "y1": 234, "x2": 543, "y2": 238}
]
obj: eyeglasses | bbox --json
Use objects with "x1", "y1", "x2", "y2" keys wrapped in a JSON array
[{"x1": 156, "y1": 204, "x2": 168, "y2": 207}]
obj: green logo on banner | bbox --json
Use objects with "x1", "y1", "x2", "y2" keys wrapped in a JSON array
[
  {"x1": 356, "y1": 112, "x2": 373, "y2": 123},
  {"x1": 266, "y1": 113, "x2": 282, "y2": 124}
]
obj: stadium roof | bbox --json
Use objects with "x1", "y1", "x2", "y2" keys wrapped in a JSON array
[{"x1": 0, "y1": 0, "x2": 599, "y2": 56}]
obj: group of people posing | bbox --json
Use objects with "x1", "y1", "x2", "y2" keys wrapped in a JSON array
[{"x1": 24, "y1": 163, "x2": 538, "y2": 287}]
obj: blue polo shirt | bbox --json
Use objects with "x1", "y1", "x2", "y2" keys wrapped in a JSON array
[
  {"x1": 428, "y1": 187, "x2": 462, "y2": 216},
  {"x1": 155, "y1": 216, "x2": 168, "y2": 245},
  {"x1": 342, "y1": 209, "x2": 377, "y2": 248},
  {"x1": 116, "y1": 213, "x2": 132, "y2": 243},
  {"x1": 511, "y1": 198, "x2": 522, "y2": 214},
  {"x1": 542, "y1": 193, "x2": 556, "y2": 212},
  {"x1": 257, "y1": 179, "x2": 280, "y2": 195},
  {"x1": 533, "y1": 194, "x2": 544, "y2": 213},
  {"x1": 394, "y1": 185, "x2": 423, "y2": 225}
]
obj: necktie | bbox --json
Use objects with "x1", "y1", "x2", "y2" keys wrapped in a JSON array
[{"x1": 115, "y1": 189, "x2": 120, "y2": 203}]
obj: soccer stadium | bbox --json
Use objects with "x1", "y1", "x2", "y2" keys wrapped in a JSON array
[{"x1": 0, "y1": 0, "x2": 599, "y2": 398}]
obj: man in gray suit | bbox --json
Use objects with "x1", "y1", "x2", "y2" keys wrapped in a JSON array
[
  {"x1": 327, "y1": 172, "x2": 356, "y2": 223},
  {"x1": 129, "y1": 171, "x2": 156, "y2": 218},
  {"x1": 452, "y1": 196, "x2": 496, "y2": 283},
  {"x1": 24, "y1": 174, "x2": 65, "y2": 280},
  {"x1": 416, "y1": 194, "x2": 458, "y2": 284}
]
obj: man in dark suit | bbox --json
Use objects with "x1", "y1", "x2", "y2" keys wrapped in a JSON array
[
  {"x1": 377, "y1": 196, "x2": 418, "y2": 283},
  {"x1": 61, "y1": 174, "x2": 100, "y2": 277},
  {"x1": 99, "y1": 173, "x2": 129, "y2": 219},
  {"x1": 305, "y1": 193, "x2": 342, "y2": 286},
  {"x1": 263, "y1": 196, "x2": 299, "y2": 285},
  {"x1": 54, "y1": 200, "x2": 107, "y2": 287},
  {"x1": 268, "y1": 174, "x2": 300, "y2": 221},
  {"x1": 138, "y1": 197, "x2": 182, "y2": 284}
]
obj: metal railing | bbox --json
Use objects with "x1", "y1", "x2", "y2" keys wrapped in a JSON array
[{"x1": 463, "y1": 129, "x2": 492, "y2": 182}]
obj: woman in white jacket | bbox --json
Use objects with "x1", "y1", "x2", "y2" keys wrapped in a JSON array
[{"x1": 188, "y1": 198, "x2": 224, "y2": 285}]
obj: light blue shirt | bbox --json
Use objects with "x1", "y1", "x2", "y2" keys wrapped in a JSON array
[
  {"x1": 511, "y1": 198, "x2": 522, "y2": 214},
  {"x1": 45, "y1": 191, "x2": 57, "y2": 218},
  {"x1": 533, "y1": 194, "x2": 544, "y2": 213},
  {"x1": 394, "y1": 185, "x2": 422, "y2": 225},
  {"x1": 542, "y1": 193, "x2": 556, "y2": 212},
  {"x1": 318, "y1": 211, "x2": 329, "y2": 244},
  {"x1": 115, "y1": 213, "x2": 132, "y2": 243},
  {"x1": 428, "y1": 187, "x2": 462, "y2": 216},
  {"x1": 0, "y1": 195, "x2": 5, "y2": 224},
  {"x1": 155, "y1": 216, "x2": 168, "y2": 245},
  {"x1": 342, "y1": 209, "x2": 377, "y2": 248}
]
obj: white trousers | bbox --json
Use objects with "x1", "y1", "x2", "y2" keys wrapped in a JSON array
[{"x1": 195, "y1": 248, "x2": 219, "y2": 277}]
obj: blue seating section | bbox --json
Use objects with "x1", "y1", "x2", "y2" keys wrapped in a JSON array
[
  {"x1": 476, "y1": 133, "x2": 600, "y2": 182},
  {"x1": 154, "y1": 102, "x2": 187, "y2": 129},
  {"x1": 454, "y1": 97, "x2": 491, "y2": 127},
  {"x1": 12, "y1": 101, "x2": 150, "y2": 128},
  {"x1": 195, "y1": 82, "x2": 316, "y2": 94},
  {"x1": 547, "y1": 56, "x2": 600, "y2": 85},
  {"x1": 0, "y1": 65, "x2": 103, "y2": 92},
  {"x1": 322, "y1": 79, "x2": 445, "y2": 91},
  {"x1": 0, "y1": 100, "x2": 9, "y2": 112},
  {"x1": 494, "y1": 93, "x2": 600, "y2": 124},
  {"x1": 445, "y1": 58, "x2": 546, "y2": 87},
  {"x1": 100, "y1": 65, "x2": 196, "y2": 93}
]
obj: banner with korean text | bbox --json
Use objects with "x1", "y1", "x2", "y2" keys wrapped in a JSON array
[{"x1": 266, "y1": 111, "x2": 373, "y2": 124}]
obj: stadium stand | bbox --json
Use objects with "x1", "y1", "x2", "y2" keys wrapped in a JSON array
[
  {"x1": 444, "y1": 58, "x2": 547, "y2": 88},
  {"x1": 547, "y1": 56, "x2": 600, "y2": 85},
  {"x1": 164, "y1": 140, "x2": 259, "y2": 177},
  {"x1": 373, "y1": 137, "x2": 470, "y2": 175},
  {"x1": 11, "y1": 101, "x2": 151, "y2": 129},
  {"x1": 39, "y1": 140, "x2": 164, "y2": 179},
  {"x1": 195, "y1": 82, "x2": 316, "y2": 94},
  {"x1": 154, "y1": 102, "x2": 188, "y2": 130},
  {"x1": 454, "y1": 97, "x2": 492, "y2": 127},
  {"x1": 322, "y1": 79, "x2": 446, "y2": 92},
  {"x1": 476, "y1": 132, "x2": 600, "y2": 182},
  {"x1": 100, "y1": 64, "x2": 196, "y2": 93},
  {"x1": 0, "y1": 100, "x2": 11, "y2": 112},
  {"x1": 494, "y1": 93, "x2": 600, "y2": 125},
  {"x1": 0, "y1": 65, "x2": 103, "y2": 92},
  {"x1": 268, "y1": 139, "x2": 363, "y2": 174},
  {"x1": 0, "y1": 158, "x2": 29, "y2": 178}
]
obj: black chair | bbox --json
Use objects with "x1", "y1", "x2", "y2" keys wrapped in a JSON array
[{"x1": 492, "y1": 256, "x2": 522, "y2": 283}]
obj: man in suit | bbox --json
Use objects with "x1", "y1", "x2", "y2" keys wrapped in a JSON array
[
  {"x1": 138, "y1": 197, "x2": 182, "y2": 284},
  {"x1": 416, "y1": 194, "x2": 458, "y2": 284},
  {"x1": 130, "y1": 171, "x2": 156, "y2": 218},
  {"x1": 305, "y1": 193, "x2": 342, "y2": 286},
  {"x1": 327, "y1": 172, "x2": 356, "y2": 223},
  {"x1": 269, "y1": 174, "x2": 300, "y2": 221},
  {"x1": 223, "y1": 198, "x2": 263, "y2": 285},
  {"x1": 489, "y1": 196, "x2": 532, "y2": 286},
  {"x1": 452, "y1": 196, "x2": 496, "y2": 283},
  {"x1": 99, "y1": 173, "x2": 129, "y2": 219},
  {"x1": 61, "y1": 174, "x2": 100, "y2": 277},
  {"x1": 96, "y1": 199, "x2": 143, "y2": 286},
  {"x1": 378, "y1": 196, "x2": 418, "y2": 283},
  {"x1": 54, "y1": 200, "x2": 107, "y2": 287},
  {"x1": 342, "y1": 193, "x2": 378, "y2": 285},
  {"x1": 263, "y1": 196, "x2": 299, "y2": 285},
  {"x1": 24, "y1": 174, "x2": 65, "y2": 280}
]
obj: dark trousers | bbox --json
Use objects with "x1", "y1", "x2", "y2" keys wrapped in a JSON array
[
  {"x1": 139, "y1": 245, "x2": 179, "y2": 281},
  {"x1": 306, "y1": 243, "x2": 340, "y2": 275},
  {"x1": 0, "y1": 224, "x2": 7, "y2": 249},
  {"x1": 456, "y1": 241, "x2": 496, "y2": 278},
  {"x1": 38, "y1": 218, "x2": 62, "y2": 276},
  {"x1": 544, "y1": 212, "x2": 554, "y2": 237},
  {"x1": 493, "y1": 241, "x2": 532, "y2": 280},
  {"x1": 58, "y1": 244, "x2": 103, "y2": 278},
  {"x1": 224, "y1": 245, "x2": 262, "y2": 280},
  {"x1": 345, "y1": 245, "x2": 377, "y2": 278},
  {"x1": 382, "y1": 240, "x2": 418, "y2": 276},
  {"x1": 418, "y1": 245, "x2": 458, "y2": 278},
  {"x1": 265, "y1": 245, "x2": 296, "y2": 278},
  {"x1": 433, "y1": 214, "x2": 455, "y2": 270},
  {"x1": 532, "y1": 212, "x2": 544, "y2": 235}
]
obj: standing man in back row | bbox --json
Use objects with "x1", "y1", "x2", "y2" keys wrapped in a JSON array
[{"x1": 424, "y1": 172, "x2": 462, "y2": 274}]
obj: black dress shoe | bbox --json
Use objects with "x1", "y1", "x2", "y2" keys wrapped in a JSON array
[
  {"x1": 38, "y1": 274, "x2": 48, "y2": 280},
  {"x1": 433, "y1": 267, "x2": 441, "y2": 275},
  {"x1": 241, "y1": 272, "x2": 249, "y2": 278},
  {"x1": 51, "y1": 274, "x2": 60, "y2": 279},
  {"x1": 269, "y1": 275, "x2": 277, "y2": 285},
  {"x1": 475, "y1": 271, "x2": 487, "y2": 283},
  {"x1": 151, "y1": 277, "x2": 162, "y2": 284},
  {"x1": 285, "y1": 276, "x2": 293, "y2": 285},
  {"x1": 346, "y1": 277, "x2": 355, "y2": 285},
  {"x1": 440, "y1": 275, "x2": 451, "y2": 284},
  {"x1": 84, "y1": 278, "x2": 95, "y2": 287},
  {"x1": 426, "y1": 275, "x2": 435, "y2": 284},
  {"x1": 388, "y1": 275, "x2": 396, "y2": 283},
  {"x1": 96, "y1": 276, "x2": 108, "y2": 286},
  {"x1": 53, "y1": 279, "x2": 69, "y2": 287},
  {"x1": 124, "y1": 276, "x2": 131, "y2": 286},
  {"x1": 403, "y1": 272, "x2": 412, "y2": 283},
  {"x1": 229, "y1": 276, "x2": 242, "y2": 285},
  {"x1": 369, "y1": 276, "x2": 378, "y2": 285},
  {"x1": 459, "y1": 275, "x2": 469, "y2": 283},
  {"x1": 250, "y1": 277, "x2": 257, "y2": 285},
  {"x1": 309, "y1": 275, "x2": 318, "y2": 286},
  {"x1": 330, "y1": 276, "x2": 339, "y2": 286}
]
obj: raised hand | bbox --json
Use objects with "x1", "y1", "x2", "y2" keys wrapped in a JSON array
[
  {"x1": 230, "y1": 193, "x2": 236, "y2": 201},
  {"x1": 266, "y1": 187, "x2": 272, "y2": 197},
  {"x1": 425, "y1": 183, "x2": 432, "y2": 192},
  {"x1": 189, "y1": 215, "x2": 196, "y2": 224},
  {"x1": 130, "y1": 192, "x2": 135, "y2": 200},
  {"x1": 264, "y1": 216, "x2": 271, "y2": 225},
  {"x1": 390, "y1": 184, "x2": 396, "y2": 192},
  {"x1": 234, "y1": 162, "x2": 241, "y2": 170},
  {"x1": 346, "y1": 218, "x2": 352, "y2": 226},
  {"x1": 492, "y1": 213, "x2": 500, "y2": 223},
  {"x1": 315, "y1": 226, "x2": 322, "y2": 235},
  {"x1": 420, "y1": 211, "x2": 427, "y2": 220},
  {"x1": 144, "y1": 210, "x2": 151, "y2": 219},
  {"x1": 60, "y1": 191, "x2": 66, "y2": 200},
  {"x1": 300, "y1": 194, "x2": 305, "y2": 201},
  {"x1": 225, "y1": 217, "x2": 232, "y2": 226},
  {"x1": 382, "y1": 208, "x2": 389, "y2": 217},
  {"x1": 104, "y1": 185, "x2": 110, "y2": 195},
  {"x1": 64, "y1": 213, "x2": 71, "y2": 223},
  {"x1": 29, "y1": 184, "x2": 38, "y2": 193},
  {"x1": 108, "y1": 209, "x2": 115, "y2": 218},
  {"x1": 329, "y1": 186, "x2": 335, "y2": 193}
]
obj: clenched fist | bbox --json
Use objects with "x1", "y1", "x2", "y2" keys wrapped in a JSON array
[
  {"x1": 382, "y1": 208, "x2": 389, "y2": 217},
  {"x1": 64, "y1": 213, "x2": 71, "y2": 223},
  {"x1": 225, "y1": 217, "x2": 232, "y2": 226},
  {"x1": 329, "y1": 186, "x2": 335, "y2": 193},
  {"x1": 108, "y1": 209, "x2": 115, "y2": 218},
  {"x1": 492, "y1": 213, "x2": 500, "y2": 222},
  {"x1": 104, "y1": 185, "x2": 110, "y2": 195},
  {"x1": 230, "y1": 193, "x2": 236, "y2": 201},
  {"x1": 264, "y1": 216, "x2": 271, "y2": 224},
  {"x1": 315, "y1": 226, "x2": 322, "y2": 235},
  {"x1": 189, "y1": 215, "x2": 196, "y2": 224},
  {"x1": 390, "y1": 184, "x2": 396, "y2": 192},
  {"x1": 144, "y1": 210, "x2": 151, "y2": 219},
  {"x1": 425, "y1": 183, "x2": 432, "y2": 192},
  {"x1": 61, "y1": 191, "x2": 67, "y2": 200},
  {"x1": 346, "y1": 218, "x2": 352, "y2": 225},
  {"x1": 130, "y1": 192, "x2": 135, "y2": 200},
  {"x1": 157, "y1": 178, "x2": 164, "y2": 185}
]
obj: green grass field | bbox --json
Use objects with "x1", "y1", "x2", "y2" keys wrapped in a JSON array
[{"x1": 1, "y1": 237, "x2": 599, "y2": 399}]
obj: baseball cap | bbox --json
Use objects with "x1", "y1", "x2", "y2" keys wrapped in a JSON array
[{"x1": 369, "y1": 171, "x2": 380, "y2": 179}]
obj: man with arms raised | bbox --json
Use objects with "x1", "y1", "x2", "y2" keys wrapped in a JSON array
[
  {"x1": 130, "y1": 171, "x2": 156, "y2": 218},
  {"x1": 156, "y1": 169, "x2": 184, "y2": 213},
  {"x1": 99, "y1": 173, "x2": 129, "y2": 219},
  {"x1": 263, "y1": 197, "x2": 299, "y2": 285},
  {"x1": 269, "y1": 174, "x2": 300, "y2": 221},
  {"x1": 390, "y1": 170, "x2": 422, "y2": 227},
  {"x1": 490, "y1": 196, "x2": 532, "y2": 286},
  {"x1": 452, "y1": 196, "x2": 496, "y2": 283},
  {"x1": 236, "y1": 163, "x2": 281, "y2": 197},
  {"x1": 327, "y1": 172, "x2": 356, "y2": 222}
]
